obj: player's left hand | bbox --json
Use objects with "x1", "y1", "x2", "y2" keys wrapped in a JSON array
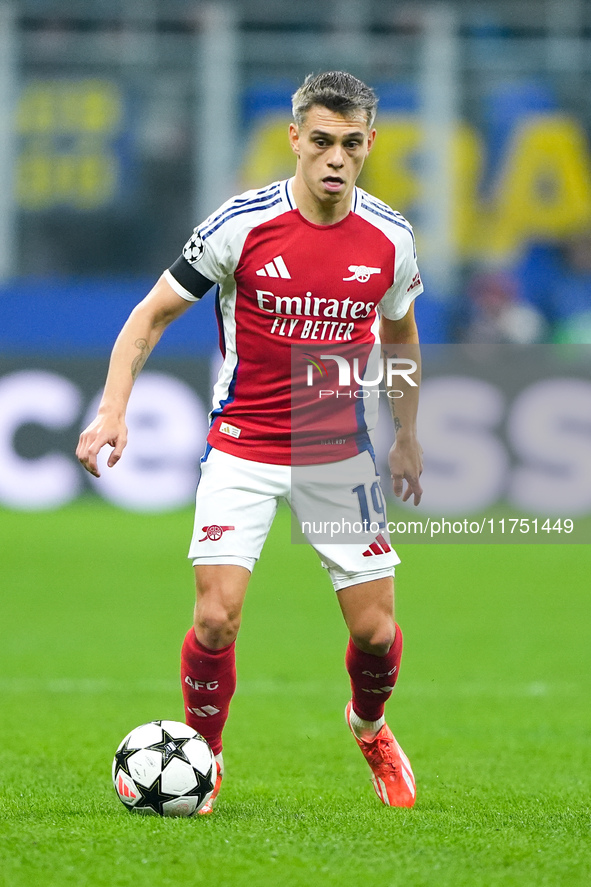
[
  {"x1": 388, "y1": 438, "x2": 423, "y2": 506},
  {"x1": 76, "y1": 412, "x2": 128, "y2": 478}
]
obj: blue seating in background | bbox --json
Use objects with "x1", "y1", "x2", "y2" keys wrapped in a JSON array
[{"x1": 1, "y1": 278, "x2": 219, "y2": 357}]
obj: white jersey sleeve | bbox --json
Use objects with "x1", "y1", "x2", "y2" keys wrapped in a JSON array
[
  {"x1": 354, "y1": 190, "x2": 423, "y2": 321},
  {"x1": 165, "y1": 181, "x2": 289, "y2": 301},
  {"x1": 181, "y1": 211, "x2": 234, "y2": 286},
  {"x1": 379, "y1": 225, "x2": 423, "y2": 321}
]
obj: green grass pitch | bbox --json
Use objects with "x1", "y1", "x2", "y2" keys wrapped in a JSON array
[{"x1": 0, "y1": 501, "x2": 589, "y2": 886}]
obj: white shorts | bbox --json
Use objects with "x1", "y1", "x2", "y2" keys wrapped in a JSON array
[{"x1": 188, "y1": 448, "x2": 400, "y2": 591}]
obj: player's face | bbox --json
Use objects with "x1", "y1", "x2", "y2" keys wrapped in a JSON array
[{"x1": 289, "y1": 105, "x2": 376, "y2": 221}]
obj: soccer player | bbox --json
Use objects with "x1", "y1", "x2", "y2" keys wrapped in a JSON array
[{"x1": 77, "y1": 71, "x2": 423, "y2": 812}]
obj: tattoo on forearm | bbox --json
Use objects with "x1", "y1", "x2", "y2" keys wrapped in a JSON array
[
  {"x1": 393, "y1": 416, "x2": 402, "y2": 433},
  {"x1": 131, "y1": 338, "x2": 151, "y2": 380}
]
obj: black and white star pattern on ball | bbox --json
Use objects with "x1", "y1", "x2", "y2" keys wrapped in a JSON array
[
  {"x1": 184, "y1": 230, "x2": 205, "y2": 263},
  {"x1": 184, "y1": 773, "x2": 214, "y2": 802},
  {"x1": 113, "y1": 738, "x2": 137, "y2": 778},
  {"x1": 134, "y1": 775, "x2": 178, "y2": 815},
  {"x1": 145, "y1": 725, "x2": 193, "y2": 767},
  {"x1": 134, "y1": 769, "x2": 212, "y2": 815}
]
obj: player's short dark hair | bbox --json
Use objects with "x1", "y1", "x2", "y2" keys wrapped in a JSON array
[{"x1": 291, "y1": 71, "x2": 378, "y2": 128}]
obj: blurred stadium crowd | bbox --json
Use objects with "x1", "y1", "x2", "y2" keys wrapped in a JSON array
[{"x1": 1, "y1": 0, "x2": 591, "y2": 351}]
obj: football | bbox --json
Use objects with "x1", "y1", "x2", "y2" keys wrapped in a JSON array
[{"x1": 112, "y1": 719, "x2": 216, "y2": 817}]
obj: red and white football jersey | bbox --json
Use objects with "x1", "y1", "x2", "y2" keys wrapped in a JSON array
[{"x1": 165, "y1": 178, "x2": 423, "y2": 465}]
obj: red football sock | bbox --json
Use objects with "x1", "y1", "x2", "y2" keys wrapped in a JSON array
[
  {"x1": 180, "y1": 629, "x2": 236, "y2": 755},
  {"x1": 345, "y1": 624, "x2": 403, "y2": 722}
]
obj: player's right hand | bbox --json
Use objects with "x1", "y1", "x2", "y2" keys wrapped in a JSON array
[{"x1": 76, "y1": 414, "x2": 128, "y2": 478}]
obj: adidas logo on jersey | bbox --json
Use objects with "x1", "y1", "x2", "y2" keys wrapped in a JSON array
[
  {"x1": 256, "y1": 255, "x2": 291, "y2": 279},
  {"x1": 362, "y1": 533, "x2": 392, "y2": 557}
]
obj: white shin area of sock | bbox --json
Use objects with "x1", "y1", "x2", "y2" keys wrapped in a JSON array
[{"x1": 350, "y1": 707, "x2": 385, "y2": 741}]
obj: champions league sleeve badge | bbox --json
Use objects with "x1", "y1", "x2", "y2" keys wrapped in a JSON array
[{"x1": 183, "y1": 229, "x2": 205, "y2": 264}]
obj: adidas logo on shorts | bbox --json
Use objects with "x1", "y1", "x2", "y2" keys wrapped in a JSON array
[{"x1": 362, "y1": 534, "x2": 392, "y2": 557}]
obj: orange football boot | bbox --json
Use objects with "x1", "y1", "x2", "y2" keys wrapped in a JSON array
[{"x1": 345, "y1": 701, "x2": 416, "y2": 807}]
